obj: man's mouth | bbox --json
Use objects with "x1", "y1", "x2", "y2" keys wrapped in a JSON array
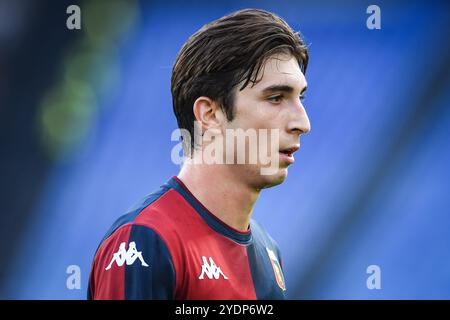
[
  {"x1": 279, "y1": 146, "x2": 299, "y2": 156},
  {"x1": 279, "y1": 146, "x2": 300, "y2": 164}
]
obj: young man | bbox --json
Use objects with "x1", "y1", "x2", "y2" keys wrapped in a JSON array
[{"x1": 88, "y1": 8, "x2": 310, "y2": 300}]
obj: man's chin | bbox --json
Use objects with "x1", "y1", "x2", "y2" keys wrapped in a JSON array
[{"x1": 259, "y1": 167, "x2": 288, "y2": 189}]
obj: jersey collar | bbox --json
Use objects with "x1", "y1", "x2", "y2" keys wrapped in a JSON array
[{"x1": 167, "y1": 176, "x2": 253, "y2": 245}]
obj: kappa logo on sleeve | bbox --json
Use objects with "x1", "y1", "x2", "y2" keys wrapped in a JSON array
[{"x1": 105, "y1": 241, "x2": 149, "y2": 270}]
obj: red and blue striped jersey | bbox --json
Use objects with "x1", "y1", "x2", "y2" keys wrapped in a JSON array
[{"x1": 88, "y1": 176, "x2": 287, "y2": 299}]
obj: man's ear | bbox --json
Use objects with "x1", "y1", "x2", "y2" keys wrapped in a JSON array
[{"x1": 192, "y1": 96, "x2": 226, "y2": 131}]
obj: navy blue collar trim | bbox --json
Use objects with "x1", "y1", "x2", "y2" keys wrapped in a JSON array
[{"x1": 166, "y1": 176, "x2": 252, "y2": 245}]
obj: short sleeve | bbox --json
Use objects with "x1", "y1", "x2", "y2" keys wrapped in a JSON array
[{"x1": 88, "y1": 224, "x2": 175, "y2": 300}]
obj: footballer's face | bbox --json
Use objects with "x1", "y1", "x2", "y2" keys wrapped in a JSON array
[{"x1": 224, "y1": 53, "x2": 310, "y2": 189}]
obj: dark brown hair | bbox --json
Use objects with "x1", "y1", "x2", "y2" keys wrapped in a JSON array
[{"x1": 171, "y1": 8, "x2": 309, "y2": 154}]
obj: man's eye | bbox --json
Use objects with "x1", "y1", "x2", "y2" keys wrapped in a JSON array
[
  {"x1": 300, "y1": 94, "x2": 306, "y2": 101},
  {"x1": 268, "y1": 95, "x2": 283, "y2": 103}
]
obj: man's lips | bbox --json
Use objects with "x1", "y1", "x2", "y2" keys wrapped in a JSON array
[
  {"x1": 279, "y1": 146, "x2": 300, "y2": 156},
  {"x1": 279, "y1": 145, "x2": 300, "y2": 164}
]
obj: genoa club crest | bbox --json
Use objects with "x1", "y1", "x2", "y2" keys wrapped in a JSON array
[{"x1": 266, "y1": 247, "x2": 286, "y2": 291}]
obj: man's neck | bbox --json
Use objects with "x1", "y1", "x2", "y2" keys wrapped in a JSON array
[{"x1": 177, "y1": 159, "x2": 260, "y2": 232}]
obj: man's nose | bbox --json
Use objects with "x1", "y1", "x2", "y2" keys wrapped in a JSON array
[{"x1": 287, "y1": 103, "x2": 311, "y2": 136}]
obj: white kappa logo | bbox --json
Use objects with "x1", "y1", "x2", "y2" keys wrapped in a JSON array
[
  {"x1": 105, "y1": 241, "x2": 149, "y2": 270},
  {"x1": 198, "y1": 256, "x2": 228, "y2": 280}
]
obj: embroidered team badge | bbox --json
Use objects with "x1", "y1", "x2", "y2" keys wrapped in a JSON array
[{"x1": 266, "y1": 248, "x2": 286, "y2": 291}]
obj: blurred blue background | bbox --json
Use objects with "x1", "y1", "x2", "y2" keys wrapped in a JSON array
[{"x1": 0, "y1": 0, "x2": 449, "y2": 299}]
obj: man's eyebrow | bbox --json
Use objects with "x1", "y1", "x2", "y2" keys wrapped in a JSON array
[{"x1": 261, "y1": 84, "x2": 307, "y2": 95}]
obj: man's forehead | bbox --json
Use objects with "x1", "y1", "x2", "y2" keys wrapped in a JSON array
[{"x1": 254, "y1": 56, "x2": 307, "y2": 91}]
